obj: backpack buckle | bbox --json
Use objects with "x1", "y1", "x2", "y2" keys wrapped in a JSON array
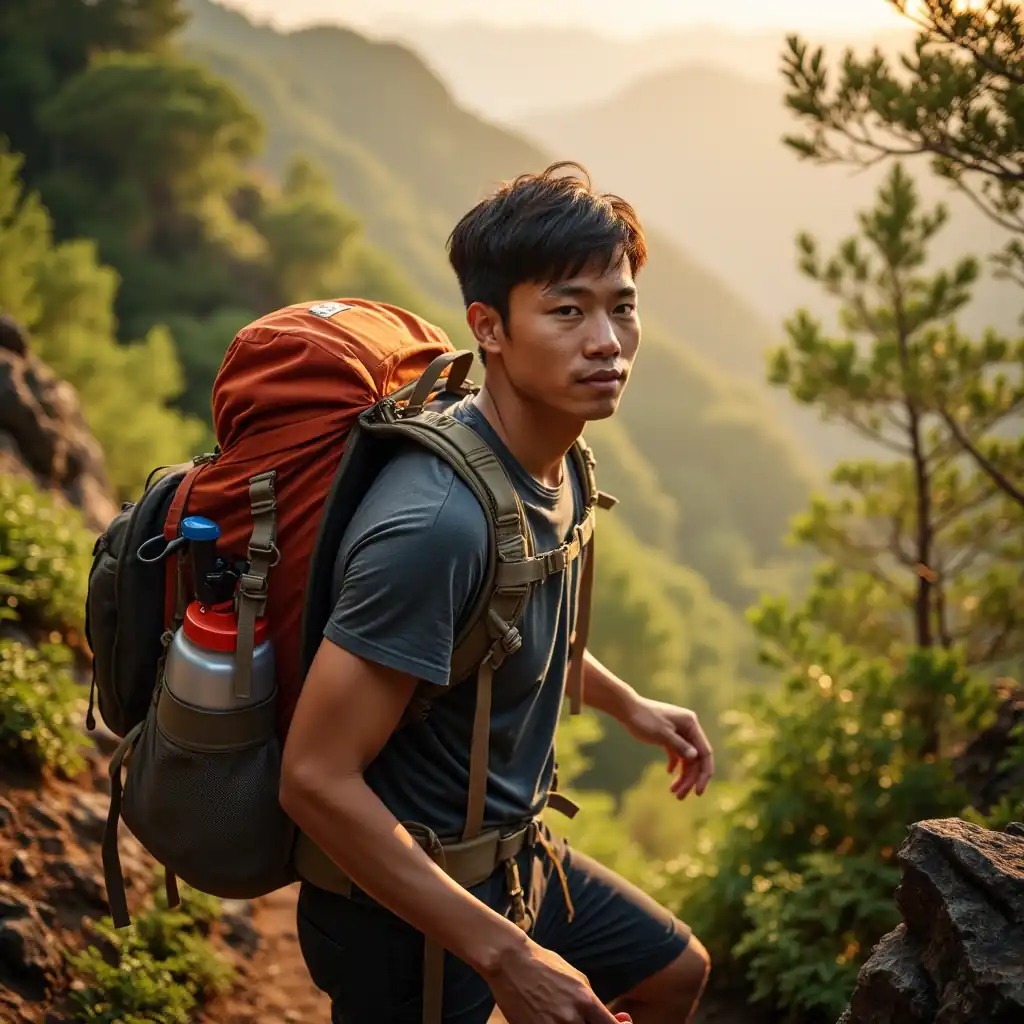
[{"x1": 543, "y1": 546, "x2": 568, "y2": 575}]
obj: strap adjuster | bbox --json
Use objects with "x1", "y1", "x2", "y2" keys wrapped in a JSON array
[
  {"x1": 247, "y1": 541, "x2": 281, "y2": 565},
  {"x1": 543, "y1": 546, "x2": 569, "y2": 574},
  {"x1": 238, "y1": 572, "x2": 268, "y2": 597}
]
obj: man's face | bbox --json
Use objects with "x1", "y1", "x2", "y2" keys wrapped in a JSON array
[{"x1": 475, "y1": 254, "x2": 641, "y2": 422}]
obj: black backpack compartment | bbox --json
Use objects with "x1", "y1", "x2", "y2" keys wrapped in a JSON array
[{"x1": 85, "y1": 467, "x2": 188, "y2": 738}]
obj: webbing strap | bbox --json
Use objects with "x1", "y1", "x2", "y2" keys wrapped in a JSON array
[
  {"x1": 564, "y1": 438, "x2": 601, "y2": 715},
  {"x1": 462, "y1": 660, "x2": 494, "y2": 842},
  {"x1": 565, "y1": 532, "x2": 596, "y2": 715},
  {"x1": 359, "y1": 411, "x2": 532, "y2": 687},
  {"x1": 101, "y1": 722, "x2": 142, "y2": 929},
  {"x1": 101, "y1": 721, "x2": 179, "y2": 930},
  {"x1": 234, "y1": 471, "x2": 278, "y2": 701}
]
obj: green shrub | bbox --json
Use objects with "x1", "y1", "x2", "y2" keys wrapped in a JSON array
[
  {"x1": 0, "y1": 639, "x2": 87, "y2": 776},
  {"x1": 65, "y1": 879, "x2": 234, "y2": 1024},
  {"x1": 0, "y1": 473, "x2": 94, "y2": 640},
  {"x1": 653, "y1": 647, "x2": 998, "y2": 1021},
  {"x1": 734, "y1": 851, "x2": 901, "y2": 1021}
]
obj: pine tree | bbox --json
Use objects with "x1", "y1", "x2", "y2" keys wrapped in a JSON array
[
  {"x1": 754, "y1": 163, "x2": 1023, "y2": 751},
  {"x1": 783, "y1": 0, "x2": 1024, "y2": 292}
]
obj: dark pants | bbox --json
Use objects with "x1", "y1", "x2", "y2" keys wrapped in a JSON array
[{"x1": 296, "y1": 823, "x2": 692, "y2": 1024}]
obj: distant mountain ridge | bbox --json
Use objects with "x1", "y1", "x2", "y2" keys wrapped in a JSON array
[{"x1": 377, "y1": 19, "x2": 915, "y2": 121}]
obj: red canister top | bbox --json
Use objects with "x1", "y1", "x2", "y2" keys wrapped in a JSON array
[{"x1": 181, "y1": 601, "x2": 267, "y2": 652}]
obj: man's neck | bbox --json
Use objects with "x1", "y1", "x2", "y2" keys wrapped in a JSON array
[{"x1": 471, "y1": 383, "x2": 581, "y2": 489}]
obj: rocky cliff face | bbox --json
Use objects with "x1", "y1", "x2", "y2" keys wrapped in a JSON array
[
  {"x1": 0, "y1": 315, "x2": 117, "y2": 534},
  {"x1": 837, "y1": 818, "x2": 1024, "y2": 1024}
]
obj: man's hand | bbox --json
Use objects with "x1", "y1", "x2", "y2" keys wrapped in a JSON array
[
  {"x1": 484, "y1": 937, "x2": 630, "y2": 1024},
  {"x1": 621, "y1": 697, "x2": 715, "y2": 799}
]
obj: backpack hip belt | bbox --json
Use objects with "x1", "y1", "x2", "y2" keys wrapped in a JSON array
[{"x1": 292, "y1": 817, "x2": 539, "y2": 897}]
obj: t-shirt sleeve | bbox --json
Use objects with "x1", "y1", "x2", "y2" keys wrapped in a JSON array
[{"x1": 323, "y1": 455, "x2": 489, "y2": 687}]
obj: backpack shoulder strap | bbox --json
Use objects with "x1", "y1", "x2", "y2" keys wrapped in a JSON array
[{"x1": 563, "y1": 436, "x2": 616, "y2": 714}]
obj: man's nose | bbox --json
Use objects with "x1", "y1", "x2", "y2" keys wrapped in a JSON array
[{"x1": 586, "y1": 316, "x2": 622, "y2": 357}]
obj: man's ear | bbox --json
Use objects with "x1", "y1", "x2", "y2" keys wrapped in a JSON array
[{"x1": 466, "y1": 301, "x2": 505, "y2": 361}]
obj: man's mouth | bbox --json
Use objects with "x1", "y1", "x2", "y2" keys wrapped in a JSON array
[{"x1": 580, "y1": 368, "x2": 625, "y2": 384}]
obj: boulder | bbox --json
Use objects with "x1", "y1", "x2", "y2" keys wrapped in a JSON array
[
  {"x1": 839, "y1": 818, "x2": 1024, "y2": 1023},
  {"x1": 0, "y1": 314, "x2": 117, "y2": 533}
]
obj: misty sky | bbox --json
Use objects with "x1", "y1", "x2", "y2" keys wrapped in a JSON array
[{"x1": 218, "y1": 0, "x2": 913, "y2": 37}]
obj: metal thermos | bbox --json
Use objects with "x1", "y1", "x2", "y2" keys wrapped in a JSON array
[{"x1": 163, "y1": 515, "x2": 275, "y2": 711}]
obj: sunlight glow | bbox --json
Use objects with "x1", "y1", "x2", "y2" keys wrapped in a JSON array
[{"x1": 219, "y1": 0, "x2": 917, "y2": 38}]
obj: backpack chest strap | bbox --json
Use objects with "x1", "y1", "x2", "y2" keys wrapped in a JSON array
[{"x1": 495, "y1": 506, "x2": 595, "y2": 589}]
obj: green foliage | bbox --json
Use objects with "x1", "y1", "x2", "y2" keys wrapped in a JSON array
[
  {"x1": 734, "y1": 850, "x2": 901, "y2": 1021},
  {"x1": 0, "y1": 146, "x2": 210, "y2": 500},
  {"x1": 782, "y1": 0, "x2": 1024, "y2": 289},
  {"x1": 544, "y1": 710, "x2": 653, "y2": 885},
  {"x1": 0, "y1": 474, "x2": 92, "y2": 638},
  {"x1": 65, "y1": 879, "x2": 233, "y2": 1024},
  {"x1": 39, "y1": 52, "x2": 262, "y2": 193},
  {"x1": 655, "y1": 647, "x2": 995, "y2": 1020},
  {"x1": 0, "y1": 474, "x2": 94, "y2": 777},
  {"x1": 0, "y1": 0, "x2": 187, "y2": 180},
  {"x1": 255, "y1": 155, "x2": 363, "y2": 306},
  {"x1": 758, "y1": 163, "x2": 1024, "y2": 684},
  {"x1": 0, "y1": 640, "x2": 87, "y2": 777}
]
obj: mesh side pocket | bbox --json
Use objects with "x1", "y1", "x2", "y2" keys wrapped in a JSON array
[{"x1": 121, "y1": 689, "x2": 297, "y2": 900}]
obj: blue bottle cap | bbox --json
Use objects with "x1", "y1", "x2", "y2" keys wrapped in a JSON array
[{"x1": 181, "y1": 516, "x2": 221, "y2": 541}]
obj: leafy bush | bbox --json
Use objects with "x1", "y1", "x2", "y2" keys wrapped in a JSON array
[
  {"x1": 0, "y1": 473, "x2": 93, "y2": 640},
  {"x1": 0, "y1": 639, "x2": 87, "y2": 776},
  {"x1": 734, "y1": 851, "x2": 901, "y2": 1020},
  {"x1": 653, "y1": 646, "x2": 998, "y2": 1021},
  {"x1": 65, "y1": 878, "x2": 234, "y2": 1024}
]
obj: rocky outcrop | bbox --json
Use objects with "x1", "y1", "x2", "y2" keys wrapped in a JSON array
[
  {"x1": 838, "y1": 818, "x2": 1024, "y2": 1024},
  {"x1": 0, "y1": 314, "x2": 117, "y2": 533}
]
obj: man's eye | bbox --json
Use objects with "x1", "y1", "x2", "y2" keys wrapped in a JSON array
[
  {"x1": 555, "y1": 305, "x2": 580, "y2": 316},
  {"x1": 615, "y1": 304, "x2": 636, "y2": 315}
]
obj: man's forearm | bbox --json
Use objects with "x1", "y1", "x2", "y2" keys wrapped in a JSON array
[
  {"x1": 281, "y1": 771, "x2": 528, "y2": 977},
  {"x1": 579, "y1": 648, "x2": 641, "y2": 722}
]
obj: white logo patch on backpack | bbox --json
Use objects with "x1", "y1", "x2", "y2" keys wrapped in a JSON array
[{"x1": 308, "y1": 302, "x2": 352, "y2": 319}]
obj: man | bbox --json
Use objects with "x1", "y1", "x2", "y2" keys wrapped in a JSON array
[{"x1": 279, "y1": 162, "x2": 714, "y2": 1024}]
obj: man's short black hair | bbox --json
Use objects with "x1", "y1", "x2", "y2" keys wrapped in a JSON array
[{"x1": 447, "y1": 161, "x2": 647, "y2": 331}]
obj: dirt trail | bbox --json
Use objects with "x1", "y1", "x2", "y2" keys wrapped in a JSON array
[{"x1": 212, "y1": 885, "x2": 332, "y2": 1024}]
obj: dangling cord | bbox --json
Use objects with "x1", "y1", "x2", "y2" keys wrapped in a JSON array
[
  {"x1": 85, "y1": 670, "x2": 97, "y2": 731},
  {"x1": 535, "y1": 829, "x2": 575, "y2": 924}
]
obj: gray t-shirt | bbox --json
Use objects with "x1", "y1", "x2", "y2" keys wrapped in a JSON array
[{"x1": 324, "y1": 397, "x2": 585, "y2": 839}]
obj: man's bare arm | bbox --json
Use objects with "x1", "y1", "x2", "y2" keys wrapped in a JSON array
[
  {"x1": 579, "y1": 648, "x2": 641, "y2": 721},
  {"x1": 278, "y1": 638, "x2": 528, "y2": 976}
]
